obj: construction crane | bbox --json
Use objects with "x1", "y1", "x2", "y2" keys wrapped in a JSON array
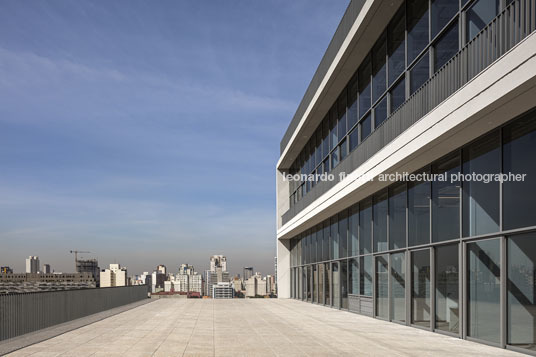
[{"x1": 70, "y1": 250, "x2": 90, "y2": 272}]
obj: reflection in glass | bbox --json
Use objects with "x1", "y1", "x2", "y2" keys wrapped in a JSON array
[
  {"x1": 434, "y1": 23, "x2": 458, "y2": 72},
  {"x1": 466, "y1": 0, "x2": 499, "y2": 42},
  {"x1": 337, "y1": 93, "x2": 347, "y2": 139},
  {"x1": 435, "y1": 244, "x2": 459, "y2": 333},
  {"x1": 341, "y1": 260, "x2": 348, "y2": 309},
  {"x1": 330, "y1": 109, "x2": 338, "y2": 151},
  {"x1": 307, "y1": 265, "x2": 312, "y2": 301},
  {"x1": 407, "y1": 0, "x2": 429, "y2": 64},
  {"x1": 359, "y1": 57, "x2": 372, "y2": 118},
  {"x1": 332, "y1": 262, "x2": 340, "y2": 308},
  {"x1": 432, "y1": 153, "x2": 460, "y2": 242},
  {"x1": 348, "y1": 76, "x2": 358, "y2": 130},
  {"x1": 410, "y1": 52, "x2": 430, "y2": 94},
  {"x1": 318, "y1": 264, "x2": 325, "y2": 305},
  {"x1": 372, "y1": 36, "x2": 387, "y2": 103},
  {"x1": 389, "y1": 183, "x2": 406, "y2": 250},
  {"x1": 360, "y1": 114, "x2": 372, "y2": 142},
  {"x1": 361, "y1": 255, "x2": 373, "y2": 296},
  {"x1": 468, "y1": 239, "x2": 500, "y2": 343},
  {"x1": 391, "y1": 253, "x2": 405, "y2": 322},
  {"x1": 349, "y1": 205, "x2": 359, "y2": 257},
  {"x1": 360, "y1": 199, "x2": 372, "y2": 255},
  {"x1": 503, "y1": 113, "x2": 536, "y2": 230},
  {"x1": 298, "y1": 266, "x2": 302, "y2": 300},
  {"x1": 431, "y1": 0, "x2": 458, "y2": 38},
  {"x1": 349, "y1": 258, "x2": 359, "y2": 295},
  {"x1": 325, "y1": 262, "x2": 331, "y2": 305},
  {"x1": 388, "y1": 7, "x2": 406, "y2": 85},
  {"x1": 323, "y1": 221, "x2": 330, "y2": 261},
  {"x1": 349, "y1": 127, "x2": 358, "y2": 152},
  {"x1": 376, "y1": 255, "x2": 389, "y2": 319},
  {"x1": 412, "y1": 249, "x2": 430, "y2": 327},
  {"x1": 331, "y1": 216, "x2": 339, "y2": 260},
  {"x1": 462, "y1": 131, "x2": 500, "y2": 237},
  {"x1": 508, "y1": 233, "x2": 536, "y2": 350},
  {"x1": 339, "y1": 211, "x2": 348, "y2": 258},
  {"x1": 373, "y1": 191, "x2": 388, "y2": 252},
  {"x1": 303, "y1": 265, "x2": 307, "y2": 301},
  {"x1": 408, "y1": 174, "x2": 430, "y2": 246},
  {"x1": 390, "y1": 78, "x2": 405, "y2": 113},
  {"x1": 374, "y1": 96, "x2": 388, "y2": 128},
  {"x1": 312, "y1": 264, "x2": 318, "y2": 303}
]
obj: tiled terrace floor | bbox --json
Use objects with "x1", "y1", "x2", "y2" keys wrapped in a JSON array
[{"x1": 6, "y1": 298, "x2": 524, "y2": 356}]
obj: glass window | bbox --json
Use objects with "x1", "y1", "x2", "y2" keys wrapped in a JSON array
[
  {"x1": 338, "y1": 92, "x2": 347, "y2": 139},
  {"x1": 349, "y1": 205, "x2": 359, "y2": 257},
  {"x1": 435, "y1": 244, "x2": 459, "y2": 333},
  {"x1": 462, "y1": 130, "x2": 500, "y2": 237},
  {"x1": 325, "y1": 262, "x2": 331, "y2": 305},
  {"x1": 349, "y1": 127, "x2": 359, "y2": 152},
  {"x1": 348, "y1": 76, "x2": 358, "y2": 130},
  {"x1": 340, "y1": 139, "x2": 348, "y2": 161},
  {"x1": 349, "y1": 258, "x2": 359, "y2": 295},
  {"x1": 312, "y1": 264, "x2": 317, "y2": 303},
  {"x1": 412, "y1": 249, "x2": 431, "y2": 327},
  {"x1": 407, "y1": 0, "x2": 429, "y2": 64},
  {"x1": 359, "y1": 198, "x2": 372, "y2": 255},
  {"x1": 503, "y1": 113, "x2": 536, "y2": 230},
  {"x1": 388, "y1": 7, "x2": 406, "y2": 85},
  {"x1": 432, "y1": 153, "x2": 460, "y2": 242},
  {"x1": 372, "y1": 35, "x2": 387, "y2": 103},
  {"x1": 360, "y1": 255, "x2": 373, "y2": 296},
  {"x1": 332, "y1": 262, "x2": 340, "y2": 308},
  {"x1": 389, "y1": 183, "x2": 407, "y2": 250},
  {"x1": 339, "y1": 211, "x2": 348, "y2": 258},
  {"x1": 466, "y1": 0, "x2": 500, "y2": 42},
  {"x1": 431, "y1": 0, "x2": 458, "y2": 38},
  {"x1": 391, "y1": 252, "x2": 406, "y2": 322},
  {"x1": 329, "y1": 108, "x2": 338, "y2": 151},
  {"x1": 360, "y1": 113, "x2": 372, "y2": 142},
  {"x1": 298, "y1": 266, "x2": 303, "y2": 300},
  {"x1": 390, "y1": 78, "x2": 406, "y2": 113},
  {"x1": 408, "y1": 173, "x2": 430, "y2": 246},
  {"x1": 331, "y1": 216, "x2": 339, "y2": 260},
  {"x1": 316, "y1": 225, "x2": 322, "y2": 262},
  {"x1": 434, "y1": 23, "x2": 459, "y2": 72},
  {"x1": 331, "y1": 146, "x2": 339, "y2": 170},
  {"x1": 291, "y1": 267, "x2": 295, "y2": 298},
  {"x1": 376, "y1": 255, "x2": 389, "y2": 319},
  {"x1": 323, "y1": 221, "x2": 330, "y2": 261},
  {"x1": 318, "y1": 263, "x2": 324, "y2": 304},
  {"x1": 359, "y1": 57, "x2": 372, "y2": 118},
  {"x1": 468, "y1": 239, "x2": 501, "y2": 343},
  {"x1": 373, "y1": 191, "x2": 388, "y2": 252},
  {"x1": 341, "y1": 260, "x2": 348, "y2": 309},
  {"x1": 307, "y1": 265, "x2": 312, "y2": 301},
  {"x1": 315, "y1": 128, "x2": 322, "y2": 166},
  {"x1": 410, "y1": 51, "x2": 430, "y2": 94},
  {"x1": 374, "y1": 96, "x2": 388, "y2": 128},
  {"x1": 323, "y1": 157, "x2": 330, "y2": 175},
  {"x1": 322, "y1": 117, "x2": 329, "y2": 158},
  {"x1": 508, "y1": 233, "x2": 536, "y2": 350}
]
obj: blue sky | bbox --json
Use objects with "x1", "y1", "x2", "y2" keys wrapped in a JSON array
[{"x1": 0, "y1": 0, "x2": 349, "y2": 276}]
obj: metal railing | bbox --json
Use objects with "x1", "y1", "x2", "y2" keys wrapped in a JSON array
[
  {"x1": 0, "y1": 286, "x2": 148, "y2": 341},
  {"x1": 282, "y1": 0, "x2": 536, "y2": 225}
]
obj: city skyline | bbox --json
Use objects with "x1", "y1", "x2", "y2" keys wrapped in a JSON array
[{"x1": 0, "y1": 1, "x2": 350, "y2": 275}]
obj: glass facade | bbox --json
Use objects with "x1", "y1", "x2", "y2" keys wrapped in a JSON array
[{"x1": 288, "y1": 108, "x2": 536, "y2": 352}]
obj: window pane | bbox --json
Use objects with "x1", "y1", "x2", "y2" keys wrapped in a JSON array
[
  {"x1": 330, "y1": 107, "x2": 338, "y2": 151},
  {"x1": 349, "y1": 127, "x2": 359, "y2": 152},
  {"x1": 390, "y1": 78, "x2": 406, "y2": 113},
  {"x1": 508, "y1": 233, "x2": 536, "y2": 350},
  {"x1": 466, "y1": 0, "x2": 500, "y2": 42},
  {"x1": 331, "y1": 216, "x2": 339, "y2": 260},
  {"x1": 349, "y1": 205, "x2": 359, "y2": 257},
  {"x1": 360, "y1": 255, "x2": 373, "y2": 296},
  {"x1": 431, "y1": 0, "x2": 458, "y2": 38},
  {"x1": 462, "y1": 130, "x2": 500, "y2": 237},
  {"x1": 407, "y1": 0, "x2": 429, "y2": 64},
  {"x1": 374, "y1": 96, "x2": 388, "y2": 128},
  {"x1": 408, "y1": 175, "x2": 430, "y2": 246},
  {"x1": 312, "y1": 264, "x2": 317, "y2": 303},
  {"x1": 359, "y1": 198, "x2": 372, "y2": 255},
  {"x1": 298, "y1": 266, "x2": 303, "y2": 300},
  {"x1": 325, "y1": 262, "x2": 331, "y2": 305},
  {"x1": 360, "y1": 113, "x2": 372, "y2": 142},
  {"x1": 432, "y1": 153, "x2": 460, "y2": 242},
  {"x1": 315, "y1": 128, "x2": 322, "y2": 166},
  {"x1": 307, "y1": 265, "x2": 312, "y2": 301},
  {"x1": 316, "y1": 225, "x2": 322, "y2": 262},
  {"x1": 391, "y1": 252, "x2": 406, "y2": 322},
  {"x1": 332, "y1": 262, "x2": 340, "y2": 308},
  {"x1": 376, "y1": 255, "x2": 389, "y2": 319},
  {"x1": 348, "y1": 76, "x2": 358, "y2": 129},
  {"x1": 322, "y1": 117, "x2": 329, "y2": 158},
  {"x1": 323, "y1": 221, "x2": 330, "y2": 261},
  {"x1": 372, "y1": 35, "x2": 387, "y2": 103},
  {"x1": 339, "y1": 211, "x2": 348, "y2": 258},
  {"x1": 340, "y1": 139, "x2": 348, "y2": 161},
  {"x1": 349, "y1": 258, "x2": 359, "y2": 295},
  {"x1": 410, "y1": 52, "x2": 430, "y2": 94},
  {"x1": 388, "y1": 7, "x2": 406, "y2": 85},
  {"x1": 434, "y1": 23, "x2": 459, "y2": 72},
  {"x1": 503, "y1": 113, "x2": 536, "y2": 230},
  {"x1": 338, "y1": 92, "x2": 347, "y2": 139},
  {"x1": 318, "y1": 263, "x2": 324, "y2": 304},
  {"x1": 435, "y1": 244, "x2": 459, "y2": 333},
  {"x1": 389, "y1": 183, "x2": 407, "y2": 250},
  {"x1": 468, "y1": 239, "x2": 500, "y2": 343},
  {"x1": 341, "y1": 260, "x2": 348, "y2": 309},
  {"x1": 359, "y1": 57, "x2": 372, "y2": 118},
  {"x1": 373, "y1": 191, "x2": 388, "y2": 252},
  {"x1": 412, "y1": 249, "x2": 430, "y2": 327},
  {"x1": 331, "y1": 146, "x2": 339, "y2": 170}
]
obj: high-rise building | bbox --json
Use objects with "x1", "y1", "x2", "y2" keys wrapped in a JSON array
[
  {"x1": 210, "y1": 255, "x2": 227, "y2": 272},
  {"x1": 25, "y1": 256, "x2": 40, "y2": 274},
  {"x1": 212, "y1": 282, "x2": 233, "y2": 299},
  {"x1": 276, "y1": 0, "x2": 536, "y2": 353},
  {"x1": 100, "y1": 263, "x2": 127, "y2": 287},
  {"x1": 76, "y1": 259, "x2": 99, "y2": 284},
  {"x1": 157, "y1": 264, "x2": 167, "y2": 275},
  {"x1": 175, "y1": 264, "x2": 202, "y2": 294},
  {"x1": 243, "y1": 267, "x2": 253, "y2": 281},
  {"x1": 42, "y1": 264, "x2": 51, "y2": 274}
]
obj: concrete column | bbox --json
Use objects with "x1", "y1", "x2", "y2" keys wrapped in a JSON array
[{"x1": 277, "y1": 239, "x2": 291, "y2": 298}]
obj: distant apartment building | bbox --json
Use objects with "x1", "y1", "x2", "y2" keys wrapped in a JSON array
[
  {"x1": 245, "y1": 275, "x2": 256, "y2": 297},
  {"x1": 157, "y1": 264, "x2": 167, "y2": 275},
  {"x1": 100, "y1": 263, "x2": 127, "y2": 287},
  {"x1": 243, "y1": 267, "x2": 253, "y2": 281},
  {"x1": 0, "y1": 272, "x2": 97, "y2": 293},
  {"x1": 212, "y1": 282, "x2": 233, "y2": 299},
  {"x1": 210, "y1": 255, "x2": 227, "y2": 272},
  {"x1": 232, "y1": 277, "x2": 243, "y2": 293},
  {"x1": 42, "y1": 264, "x2": 51, "y2": 274},
  {"x1": 151, "y1": 270, "x2": 166, "y2": 293},
  {"x1": 25, "y1": 256, "x2": 40, "y2": 274},
  {"x1": 205, "y1": 255, "x2": 230, "y2": 297},
  {"x1": 76, "y1": 259, "x2": 100, "y2": 284}
]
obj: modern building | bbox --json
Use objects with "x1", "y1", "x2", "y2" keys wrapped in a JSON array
[
  {"x1": 243, "y1": 267, "x2": 254, "y2": 281},
  {"x1": 204, "y1": 256, "x2": 230, "y2": 297},
  {"x1": 210, "y1": 255, "x2": 227, "y2": 272},
  {"x1": 42, "y1": 264, "x2": 51, "y2": 274},
  {"x1": 25, "y1": 256, "x2": 40, "y2": 274},
  {"x1": 276, "y1": 0, "x2": 536, "y2": 353},
  {"x1": 157, "y1": 264, "x2": 167, "y2": 275},
  {"x1": 151, "y1": 270, "x2": 166, "y2": 293},
  {"x1": 212, "y1": 282, "x2": 234, "y2": 299},
  {"x1": 175, "y1": 264, "x2": 203, "y2": 294},
  {"x1": 100, "y1": 263, "x2": 127, "y2": 287},
  {"x1": 76, "y1": 259, "x2": 100, "y2": 284}
]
